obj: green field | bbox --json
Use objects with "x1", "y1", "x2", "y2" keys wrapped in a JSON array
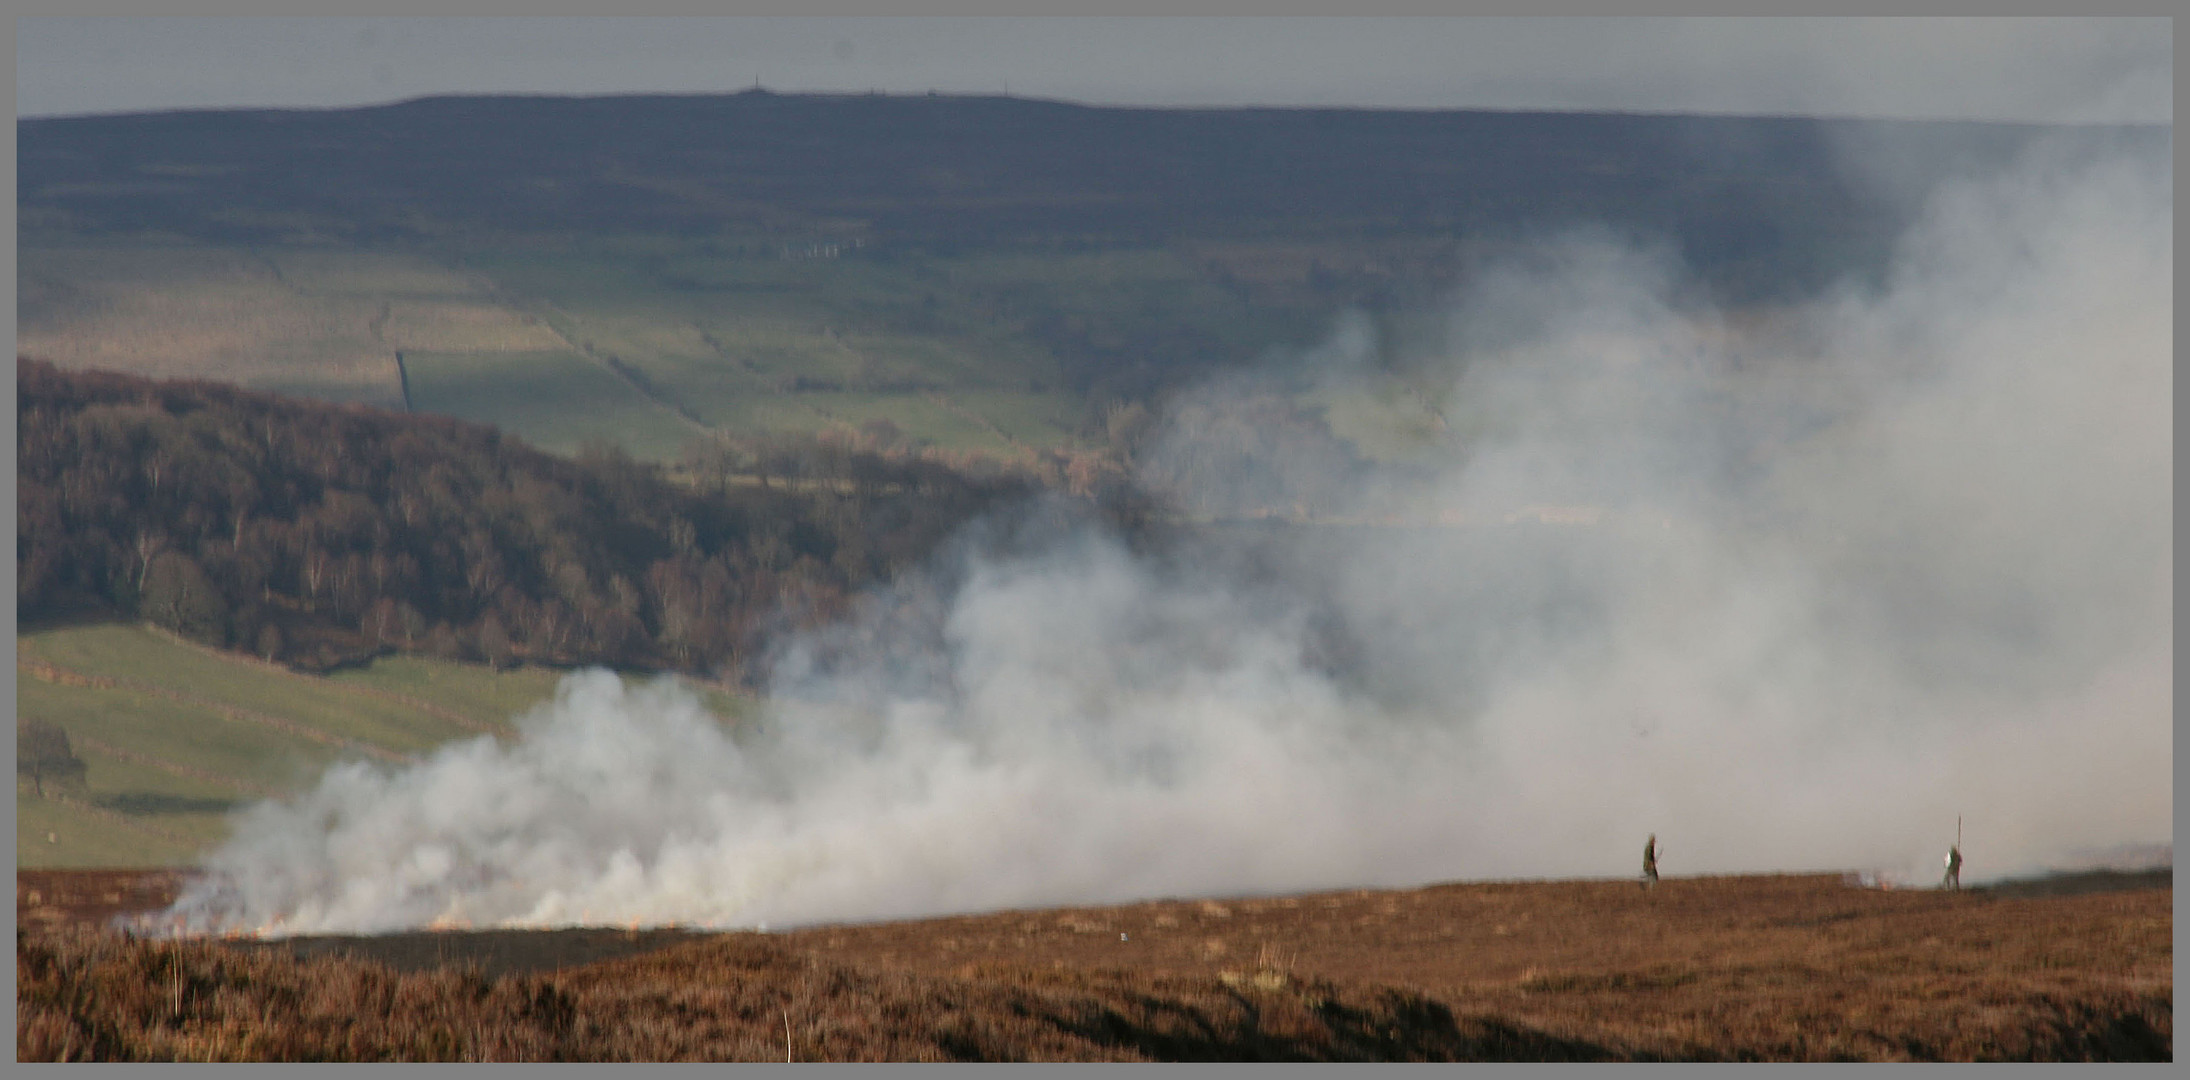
[
  {"x1": 17, "y1": 241, "x2": 566, "y2": 411},
  {"x1": 17, "y1": 233, "x2": 1319, "y2": 463},
  {"x1": 399, "y1": 348, "x2": 699, "y2": 460},
  {"x1": 449, "y1": 244, "x2": 1099, "y2": 452},
  {"x1": 22, "y1": 95, "x2": 2078, "y2": 478},
  {"x1": 15, "y1": 623, "x2": 752, "y2": 869}
]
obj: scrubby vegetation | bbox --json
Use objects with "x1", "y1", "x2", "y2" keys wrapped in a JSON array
[
  {"x1": 17, "y1": 926, "x2": 1585, "y2": 1062},
  {"x1": 17, "y1": 872, "x2": 2172, "y2": 1061}
]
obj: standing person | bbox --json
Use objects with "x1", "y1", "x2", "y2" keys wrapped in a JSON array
[
  {"x1": 1942, "y1": 843, "x2": 1963, "y2": 890},
  {"x1": 1642, "y1": 834, "x2": 1660, "y2": 889}
]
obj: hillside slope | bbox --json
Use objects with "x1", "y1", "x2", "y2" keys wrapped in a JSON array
[
  {"x1": 15, "y1": 621, "x2": 719, "y2": 868},
  {"x1": 25, "y1": 95, "x2": 2153, "y2": 456},
  {"x1": 18, "y1": 359, "x2": 1035, "y2": 678},
  {"x1": 24, "y1": 93, "x2": 2095, "y2": 275}
]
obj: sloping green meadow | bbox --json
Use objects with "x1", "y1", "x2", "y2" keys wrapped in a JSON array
[{"x1": 15, "y1": 623, "x2": 750, "y2": 869}]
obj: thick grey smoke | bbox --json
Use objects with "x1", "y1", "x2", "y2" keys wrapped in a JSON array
[{"x1": 166, "y1": 134, "x2": 2170, "y2": 936}]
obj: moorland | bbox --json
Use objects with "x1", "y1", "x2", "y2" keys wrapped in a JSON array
[
  {"x1": 16, "y1": 868, "x2": 2173, "y2": 1061},
  {"x1": 15, "y1": 95, "x2": 2170, "y2": 1062}
]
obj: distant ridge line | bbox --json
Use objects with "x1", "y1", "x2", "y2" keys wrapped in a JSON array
[{"x1": 22, "y1": 90, "x2": 2154, "y2": 131}]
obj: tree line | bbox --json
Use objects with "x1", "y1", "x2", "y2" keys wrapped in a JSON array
[{"x1": 17, "y1": 359, "x2": 1036, "y2": 680}]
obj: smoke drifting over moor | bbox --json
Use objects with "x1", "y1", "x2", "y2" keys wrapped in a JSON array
[{"x1": 168, "y1": 134, "x2": 2171, "y2": 936}]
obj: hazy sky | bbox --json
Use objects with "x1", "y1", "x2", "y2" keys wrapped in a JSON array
[{"x1": 15, "y1": 16, "x2": 2172, "y2": 124}]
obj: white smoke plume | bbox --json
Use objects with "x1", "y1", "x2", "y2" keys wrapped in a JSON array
[{"x1": 166, "y1": 132, "x2": 2170, "y2": 936}]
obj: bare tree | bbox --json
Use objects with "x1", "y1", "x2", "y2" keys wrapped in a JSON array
[{"x1": 18, "y1": 719, "x2": 87, "y2": 798}]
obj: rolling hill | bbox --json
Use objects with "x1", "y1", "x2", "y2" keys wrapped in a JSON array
[{"x1": 23, "y1": 93, "x2": 2149, "y2": 462}]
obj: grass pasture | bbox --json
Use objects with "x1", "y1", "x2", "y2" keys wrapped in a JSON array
[
  {"x1": 319, "y1": 654, "x2": 567, "y2": 728},
  {"x1": 15, "y1": 674, "x2": 347, "y2": 797},
  {"x1": 17, "y1": 242, "x2": 562, "y2": 409},
  {"x1": 19, "y1": 232, "x2": 1315, "y2": 464},
  {"x1": 456, "y1": 245, "x2": 1090, "y2": 453},
  {"x1": 397, "y1": 349, "x2": 699, "y2": 460},
  {"x1": 14, "y1": 622, "x2": 744, "y2": 869},
  {"x1": 15, "y1": 799, "x2": 204, "y2": 871},
  {"x1": 789, "y1": 391, "x2": 1021, "y2": 454},
  {"x1": 947, "y1": 389, "x2": 1096, "y2": 449},
  {"x1": 256, "y1": 247, "x2": 491, "y2": 300}
]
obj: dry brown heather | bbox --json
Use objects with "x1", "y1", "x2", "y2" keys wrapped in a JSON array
[{"x1": 15, "y1": 870, "x2": 2172, "y2": 1062}]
